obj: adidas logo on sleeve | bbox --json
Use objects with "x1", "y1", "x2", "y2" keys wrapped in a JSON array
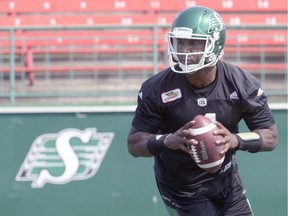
[{"x1": 230, "y1": 91, "x2": 239, "y2": 100}]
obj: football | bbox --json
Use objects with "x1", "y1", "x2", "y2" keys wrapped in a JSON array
[{"x1": 189, "y1": 115, "x2": 225, "y2": 173}]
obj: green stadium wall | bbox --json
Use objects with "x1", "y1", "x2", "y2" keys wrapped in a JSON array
[{"x1": 0, "y1": 109, "x2": 286, "y2": 216}]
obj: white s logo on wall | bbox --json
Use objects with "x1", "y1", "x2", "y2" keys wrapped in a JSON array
[{"x1": 15, "y1": 128, "x2": 114, "y2": 188}]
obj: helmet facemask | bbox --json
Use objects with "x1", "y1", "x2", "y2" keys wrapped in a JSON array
[{"x1": 167, "y1": 27, "x2": 220, "y2": 74}]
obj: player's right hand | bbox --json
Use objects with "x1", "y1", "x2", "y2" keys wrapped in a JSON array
[{"x1": 164, "y1": 120, "x2": 198, "y2": 154}]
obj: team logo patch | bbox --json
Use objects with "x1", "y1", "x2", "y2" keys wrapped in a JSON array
[
  {"x1": 15, "y1": 128, "x2": 114, "y2": 188},
  {"x1": 161, "y1": 88, "x2": 182, "y2": 103},
  {"x1": 197, "y1": 98, "x2": 207, "y2": 107}
]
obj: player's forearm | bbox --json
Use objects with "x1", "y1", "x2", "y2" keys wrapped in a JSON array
[
  {"x1": 235, "y1": 124, "x2": 278, "y2": 153},
  {"x1": 255, "y1": 124, "x2": 278, "y2": 152},
  {"x1": 127, "y1": 131, "x2": 154, "y2": 157}
]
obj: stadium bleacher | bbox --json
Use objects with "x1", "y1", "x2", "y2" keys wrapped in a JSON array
[
  {"x1": 0, "y1": 0, "x2": 286, "y2": 100},
  {"x1": 0, "y1": 12, "x2": 287, "y2": 26},
  {"x1": 0, "y1": 0, "x2": 287, "y2": 14}
]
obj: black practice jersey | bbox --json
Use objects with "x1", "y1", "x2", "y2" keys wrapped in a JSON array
[{"x1": 132, "y1": 60, "x2": 275, "y2": 187}]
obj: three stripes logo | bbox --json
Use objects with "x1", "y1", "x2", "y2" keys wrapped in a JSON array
[{"x1": 15, "y1": 128, "x2": 114, "y2": 188}]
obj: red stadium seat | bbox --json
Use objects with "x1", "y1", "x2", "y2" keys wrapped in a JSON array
[
  {"x1": 1, "y1": 0, "x2": 50, "y2": 14},
  {"x1": 1, "y1": 0, "x2": 286, "y2": 14},
  {"x1": 1, "y1": 13, "x2": 286, "y2": 28},
  {"x1": 0, "y1": 1, "x2": 9, "y2": 13},
  {"x1": 0, "y1": 0, "x2": 286, "y2": 84},
  {"x1": 176, "y1": 0, "x2": 287, "y2": 12},
  {"x1": 1, "y1": 64, "x2": 167, "y2": 74},
  {"x1": 3, "y1": 0, "x2": 153, "y2": 13},
  {"x1": 226, "y1": 29, "x2": 287, "y2": 46},
  {"x1": 221, "y1": 13, "x2": 287, "y2": 25}
]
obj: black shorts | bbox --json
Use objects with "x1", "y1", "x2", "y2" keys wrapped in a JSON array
[{"x1": 156, "y1": 168, "x2": 253, "y2": 216}]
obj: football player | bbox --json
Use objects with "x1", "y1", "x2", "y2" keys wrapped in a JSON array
[{"x1": 127, "y1": 6, "x2": 278, "y2": 216}]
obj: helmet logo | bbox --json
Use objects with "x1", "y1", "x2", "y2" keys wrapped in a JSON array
[{"x1": 208, "y1": 12, "x2": 224, "y2": 40}]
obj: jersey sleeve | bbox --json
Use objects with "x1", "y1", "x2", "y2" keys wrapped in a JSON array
[
  {"x1": 241, "y1": 78, "x2": 275, "y2": 131},
  {"x1": 132, "y1": 80, "x2": 164, "y2": 134}
]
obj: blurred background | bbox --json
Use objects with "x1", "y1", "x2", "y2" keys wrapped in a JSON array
[
  {"x1": 0, "y1": 0, "x2": 287, "y2": 105},
  {"x1": 0, "y1": 0, "x2": 287, "y2": 216}
]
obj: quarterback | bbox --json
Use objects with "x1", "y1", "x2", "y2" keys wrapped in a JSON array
[{"x1": 127, "y1": 6, "x2": 278, "y2": 216}]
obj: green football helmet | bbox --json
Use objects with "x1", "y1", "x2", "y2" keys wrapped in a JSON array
[{"x1": 167, "y1": 6, "x2": 226, "y2": 73}]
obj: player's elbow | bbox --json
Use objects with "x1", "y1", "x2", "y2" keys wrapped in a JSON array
[
  {"x1": 269, "y1": 124, "x2": 278, "y2": 151},
  {"x1": 268, "y1": 130, "x2": 278, "y2": 151},
  {"x1": 127, "y1": 135, "x2": 141, "y2": 158},
  {"x1": 127, "y1": 143, "x2": 139, "y2": 158}
]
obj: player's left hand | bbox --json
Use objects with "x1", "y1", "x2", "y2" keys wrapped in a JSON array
[{"x1": 213, "y1": 121, "x2": 239, "y2": 155}]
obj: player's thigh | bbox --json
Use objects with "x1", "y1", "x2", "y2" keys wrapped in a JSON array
[
  {"x1": 223, "y1": 196, "x2": 253, "y2": 216},
  {"x1": 164, "y1": 200, "x2": 221, "y2": 216},
  {"x1": 179, "y1": 200, "x2": 221, "y2": 216},
  {"x1": 223, "y1": 171, "x2": 253, "y2": 216}
]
